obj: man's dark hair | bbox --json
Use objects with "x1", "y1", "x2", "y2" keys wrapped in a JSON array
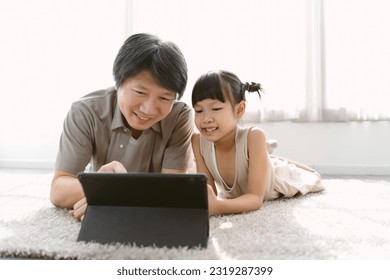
[{"x1": 113, "y1": 33, "x2": 188, "y2": 99}]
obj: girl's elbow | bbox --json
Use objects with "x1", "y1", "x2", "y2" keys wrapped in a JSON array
[{"x1": 253, "y1": 197, "x2": 263, "y2": 210}]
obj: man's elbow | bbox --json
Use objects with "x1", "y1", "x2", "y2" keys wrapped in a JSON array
[
  {"x1": 50, "y1": 185, "x2": 65, "y2": 208},
  {"x1": 50, "y1": 171, "x2": 81, "y2": 209},
  {"x1": 50, "y1": 181, "x2": 72, "y2": 208}
]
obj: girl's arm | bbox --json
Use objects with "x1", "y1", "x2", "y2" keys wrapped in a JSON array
[
  {"x1": 209, "y1": 128, "x2": 269, "y2": 216},
  {"x1": 191, "y1": 133, "x2": 217, "y2": 195}
]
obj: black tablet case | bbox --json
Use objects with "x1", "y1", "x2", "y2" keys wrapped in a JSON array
[{"x1": 77, "y1": 173, "x2": 209, "y2": 248}]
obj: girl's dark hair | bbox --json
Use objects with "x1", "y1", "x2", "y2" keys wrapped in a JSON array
[
  {"x1": 113, "y1": 33, "x2": 188, "y2": 99},
  {"x1": 191, "y1": 70, "x2": 262, "y2": 106}
]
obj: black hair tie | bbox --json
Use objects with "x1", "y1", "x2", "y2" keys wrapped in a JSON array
[{"x1": 243, "y1": 82, "x2": 262, "y2": 92}]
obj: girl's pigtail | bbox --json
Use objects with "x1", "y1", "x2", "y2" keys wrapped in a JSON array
[{"x1": 243, "y1": 82, "x2": 263, "y2": 99}]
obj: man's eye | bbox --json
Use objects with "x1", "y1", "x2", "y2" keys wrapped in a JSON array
[
  {"x1": 212, "y1": 108, "x2": 222, "y2": 111},
  {"x1": 194, "y1": 109, "x2": 203, "y2": 113},
  {"x1": 160, "y1": 97, "x2": 174, "y2": 101}
]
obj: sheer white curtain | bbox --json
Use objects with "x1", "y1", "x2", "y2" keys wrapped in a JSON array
[
  {"x1": 130, "y1": 0, "x2": 390, "y2": 122},
  {"x1": 323, "y1": 0, "x2": 390, "y2": 121},
  {"x1": 130, "y1": 0, "x2": 307, "y2": 122}
]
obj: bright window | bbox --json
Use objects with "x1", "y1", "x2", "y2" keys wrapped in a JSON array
[
  {"x1": 131, "y1": 0, "x2": 307, "y2": 121},
  {"x1": 131, "y1": 0, "x2": 390, "y2": 122},
  {"x1": 324, "y1": 0, "x2": 390, "y2": 121}
]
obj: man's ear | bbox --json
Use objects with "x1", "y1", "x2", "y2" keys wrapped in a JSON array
[{"x1": 235, "y1": 101, "x2": 246, "y2": 118}]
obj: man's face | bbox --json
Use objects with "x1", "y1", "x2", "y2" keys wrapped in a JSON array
[{"x1": 117, "y1": 70, "x2": 176, "y2": 133}]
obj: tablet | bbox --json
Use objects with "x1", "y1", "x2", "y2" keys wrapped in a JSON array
[{"x1": 77, "y1": 172, "x2": 209, "y2": 248}]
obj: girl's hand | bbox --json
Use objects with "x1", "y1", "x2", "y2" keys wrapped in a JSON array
[{"x1": 207, "y1": 184, "x2": 219, "y2": 216}]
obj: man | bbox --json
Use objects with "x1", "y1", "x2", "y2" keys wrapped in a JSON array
[{"x1": 50, "y1": 33, "x2": 193, "y2": 220}]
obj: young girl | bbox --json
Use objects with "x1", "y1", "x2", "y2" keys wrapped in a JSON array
[{"x1": 191, "y1": 70, "x2": 324, "y2": 216}]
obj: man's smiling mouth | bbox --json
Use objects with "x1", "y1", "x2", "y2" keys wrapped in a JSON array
[{"x1": 134, "y1": 112, "x2": 152, "y2": 121}]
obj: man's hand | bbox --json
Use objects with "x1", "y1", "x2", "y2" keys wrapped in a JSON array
[
  {"x1": 98, "y1": 160, "x2": 127, "y2": 173},
  {"x1": 69, "y1": 197, "x2": 87, "y2": 221},
  {"x1": 69, "y1": 161, "x2": 127, "y2": 221}
]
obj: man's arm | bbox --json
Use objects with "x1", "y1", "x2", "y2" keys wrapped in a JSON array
[
  {"x1": 54, "y1": 161, "x2": 127, "y2": 220},
  {"x1": 50, "y1": 170, "x2": 84, "y2": 209}
]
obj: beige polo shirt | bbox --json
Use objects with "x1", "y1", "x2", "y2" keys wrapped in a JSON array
[{"x1": 55, "y1": 87, "x2": 193, "y2": 174}]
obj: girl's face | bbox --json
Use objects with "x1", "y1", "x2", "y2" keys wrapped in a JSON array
[{"x1": 193, "y1": 98, "x2": 244, "y2": 142}]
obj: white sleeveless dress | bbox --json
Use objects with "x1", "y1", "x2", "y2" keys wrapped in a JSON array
[{"x1": 199, "y1": 126, "x2": 324, "y2": 201}]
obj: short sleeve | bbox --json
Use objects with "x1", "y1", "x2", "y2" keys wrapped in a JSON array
[
  {"x1": 54, "y1": 102, "x2": 95, "y2": 174},
  {"x1": 161, "y1": 103, "x2": 194, "y2": 170}
]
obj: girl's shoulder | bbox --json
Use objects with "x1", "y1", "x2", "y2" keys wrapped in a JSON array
[
  {"x1": 245, "y1": 126, "x2": 267, "y2": 144},
  {"x1": 191, "y1": 132, "x2": 201, "y2": 144},
  {"x1": 241, "y1": 126, "x2": 266, "y2": 136}
]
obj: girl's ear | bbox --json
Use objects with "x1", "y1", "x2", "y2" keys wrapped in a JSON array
[{"x1": 235, "y1": 101, "x2": 246, "y2": 118}]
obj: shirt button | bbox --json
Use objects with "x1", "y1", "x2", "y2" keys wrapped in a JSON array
[
  {"x1": 120, "y1": 144, "x2": 124, "y2": 148},
  {"x1": 123, "y1": 128, "x2": 128, "y2": 132}
]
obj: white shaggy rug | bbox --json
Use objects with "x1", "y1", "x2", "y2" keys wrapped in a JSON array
[{"x1": 1, "y1": 170, "x2": 390, "y2": 260}]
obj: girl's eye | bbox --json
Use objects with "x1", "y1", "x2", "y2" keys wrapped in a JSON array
[
  {"x1": 194, "y1": 109, "x2": 203, "y2": 113},
  {"x1": 212, "y1": 107, "x2": 222, "y2": 111}
]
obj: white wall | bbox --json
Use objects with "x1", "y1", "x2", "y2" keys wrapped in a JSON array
[
  {"x1": 1, "y1": 121, "x2": 389, "y2": 175},
  {"x1": 257, "y1": 122, "x2": 390, "y2": 175}
]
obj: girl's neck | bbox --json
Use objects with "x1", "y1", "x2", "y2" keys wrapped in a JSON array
[{"x1": 213, "y1": 127, "x2": 237, "y2": 151}]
